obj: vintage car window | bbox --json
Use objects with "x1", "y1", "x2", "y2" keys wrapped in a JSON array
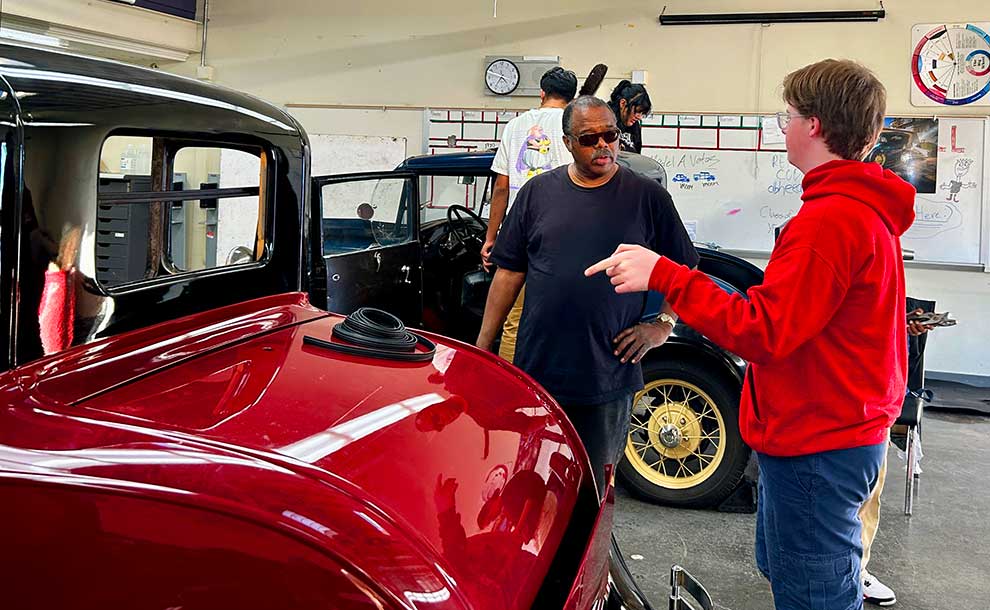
[
  {"x1": 168, "y1": 147, "x2": 263, "y2": 271},
  {"x1": 95, "y1": 136, "x2": 158, "y2": 288},
  {"x1": 95, "y1": 137, "x2": 266, "y2": 288},
  {"x1": 322, "y1": 178, "x2": 412, "y2": 255},
  {"x1": 419, "y1": 174, "x2": 492, "y2": 224}
]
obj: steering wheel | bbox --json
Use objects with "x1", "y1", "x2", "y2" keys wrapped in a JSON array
[{"x1": 446, "y1": 204, "x2": 488, "y2": 252}]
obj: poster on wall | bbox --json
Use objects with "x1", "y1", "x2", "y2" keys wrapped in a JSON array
[
  {"x1": 911, "y1": 22, "x2": 990, "y2": 107},
  {"x1": 866, "y1": 118, "x2": 939, "y2": 193}
]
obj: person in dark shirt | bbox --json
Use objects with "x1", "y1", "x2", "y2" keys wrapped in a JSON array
[
  {"x1": 476, "y1": 95, "x2": 699, "y2": 495},
  {"x1": 607, "y1": 81, "x2": 652, "y2": 154}
]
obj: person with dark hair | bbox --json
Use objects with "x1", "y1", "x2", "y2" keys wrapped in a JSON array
[
  {"x1": 482, "y1": 66, "x2": 578, "y2": 362},
  {"x1": 607, "y1": 80, "x2": 652, "y2": 153},
  {"x1": 477, "y1": 94, "x2": 698, "y2": 495},
  {"x1": 586, "y1": 59, "x2": 915, "y2": 610}
]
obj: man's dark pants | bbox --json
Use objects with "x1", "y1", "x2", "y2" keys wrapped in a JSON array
[
  {"x1": 756, "y1": 442, "x2": 885, "y2": 610},
  {"x1": 560, "y1": 392, "x2": 634, "y2": 496}
]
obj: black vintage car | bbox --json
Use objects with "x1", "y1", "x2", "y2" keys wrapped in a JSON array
[{"x1": 316, "y1": 150, "x2": 764, "y2": 509}]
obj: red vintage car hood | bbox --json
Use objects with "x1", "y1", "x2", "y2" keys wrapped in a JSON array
[{"x1": 11, "y1": 293, "x2": 591, "y2": 609}]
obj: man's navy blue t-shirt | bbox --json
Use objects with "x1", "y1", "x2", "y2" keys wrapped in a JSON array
[{"x1": 490, "y1": 165, "x2": 699, "y2": 405}]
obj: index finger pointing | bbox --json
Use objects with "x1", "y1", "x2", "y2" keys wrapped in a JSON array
[{"x1": 585, "y1": 256, "x2": 620, "y2": 277}]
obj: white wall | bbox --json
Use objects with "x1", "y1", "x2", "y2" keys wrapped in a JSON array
[{"x1": 170, "y1": 0, "x2": 990, "y2": 380}]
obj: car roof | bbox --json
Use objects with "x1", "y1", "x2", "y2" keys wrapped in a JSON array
[
  {"x1": 397, "y1": 149, "x2": 497, "y2": 173},
  {"x1": 0, "y1": 42, "x2": 302, "y2": 137}
]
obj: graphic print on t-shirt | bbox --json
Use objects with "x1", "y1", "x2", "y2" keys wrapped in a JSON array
[
  {"x1": 516, "y1": 125, "x2": 554, "y2": 180},
  {"x1": 491, "y1": 107, "x2": 572, "y2": 210}
]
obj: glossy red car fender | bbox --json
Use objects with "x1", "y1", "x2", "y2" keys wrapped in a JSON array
[{"x1": 1, "y1": 293, "x2": 614, "y2": 609}]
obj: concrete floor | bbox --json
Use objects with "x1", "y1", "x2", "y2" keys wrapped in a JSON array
[{"x1": 614, "y1": 410, "x2": 990, "y2": 610}]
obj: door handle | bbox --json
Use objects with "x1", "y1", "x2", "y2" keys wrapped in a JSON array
[
  {"x1": 374, "y1": 251, "x2": 382, "y2": 272},
  {"x1": 400, "y1": 265, "x2": 412, "y2": 284}
]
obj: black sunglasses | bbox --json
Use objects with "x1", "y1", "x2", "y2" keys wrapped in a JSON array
[{"x1": 573, "y1": 129, "x2": 620, "y2": 147}]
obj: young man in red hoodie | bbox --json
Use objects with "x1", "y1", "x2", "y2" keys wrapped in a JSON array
[{"x1": 586, "y1": 59, "x2": 916, "y2": 610}]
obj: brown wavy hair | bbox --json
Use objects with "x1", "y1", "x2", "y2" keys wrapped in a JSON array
[{"x1": 783, "y1": 59, "x2": 886, "y2": 160}]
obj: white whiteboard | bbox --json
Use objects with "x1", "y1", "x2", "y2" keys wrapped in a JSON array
[
  {"x1": 639, "y1": 115, "x2": 988, "y2": 266},
  {"x1": 643, "y1": 148, "x2": 803, "y2": 254},
  {"x1": 902, "y1": 117, "x2": 986, "y2": 265}
]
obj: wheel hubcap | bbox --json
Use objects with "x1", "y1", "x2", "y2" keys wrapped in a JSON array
[
  {"x1": 649, "y1": 402, "x2": 702, "y2": 458},
  {"x1": 625, "y1": 378, "x2": 727, "y2": 490},
  {"x1": 658, "y1": 424, "x2": 681, "y2": 448}
]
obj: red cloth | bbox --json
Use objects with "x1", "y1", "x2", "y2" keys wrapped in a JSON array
[
  {"x1": 39, "y1": 267, "x2": 76, "y2": 355},
  {"x1": 650, "y1": 160, "x2": 916, "y2": 456}
]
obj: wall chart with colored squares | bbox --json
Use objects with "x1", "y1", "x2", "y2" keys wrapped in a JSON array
[{"x1": 425, "y1": 108, "x2": 988, "y2": 267}]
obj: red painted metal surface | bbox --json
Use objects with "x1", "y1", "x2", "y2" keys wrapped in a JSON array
[
  {"x1": 0, "y1": 293, "x2": 605, "y2": 609},
  {"x1": 564, "y1": 466, "x2": 616, "y2": 610}
]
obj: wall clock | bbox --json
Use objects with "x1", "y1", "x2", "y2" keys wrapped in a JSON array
[{"x1": 485, "y1": 58, "x2": 520, "y2": 95}]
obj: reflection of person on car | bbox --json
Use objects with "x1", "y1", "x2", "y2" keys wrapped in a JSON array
[
  {"x1": 434, "y1": 466, "x2": 560, "y2": 608},
  {"x1": 418, "y1": 349, "x2": 568, "y2": 473},
  {"x1": 427, "y1": 354, "x2": 574, "y2": 606},
  {"x1": 423, "y1": 348, "x2": 577, "y2": 589}
]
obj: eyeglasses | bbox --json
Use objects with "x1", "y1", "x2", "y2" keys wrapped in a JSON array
[
  {"x1": 776, "y1": 111, "x2": 807, "y2": 131},
  {"x1": 574, "y1": 129, "x2": 620, "y2": 147}
]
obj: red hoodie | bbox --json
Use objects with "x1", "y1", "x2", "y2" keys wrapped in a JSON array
[{"x1": 650, "y1": 160, "x2": 916, "y2": 456}]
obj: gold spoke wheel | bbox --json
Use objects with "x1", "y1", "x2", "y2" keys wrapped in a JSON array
[{"x1": 625, "y1": 378, "x2": 726, "y2": 490}]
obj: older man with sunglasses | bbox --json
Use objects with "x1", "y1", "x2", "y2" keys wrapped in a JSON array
[{"x1": 476, "y1": 95, "x2": 698, "y2": 495}]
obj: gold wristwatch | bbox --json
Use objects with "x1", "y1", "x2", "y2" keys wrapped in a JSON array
[{"x1": 656, "y1": 312, "x2": 676, "y2": 329}]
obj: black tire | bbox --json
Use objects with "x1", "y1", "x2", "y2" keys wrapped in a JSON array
[{"x1": 617, "y1": 358, "x2": 750, "y2": 508}]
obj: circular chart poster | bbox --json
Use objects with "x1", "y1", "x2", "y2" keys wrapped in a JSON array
[{"x1": 912, "y1": 22, "x2": 990, "y2": 106}]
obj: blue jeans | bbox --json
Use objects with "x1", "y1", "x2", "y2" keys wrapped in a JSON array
[{"x1": 756, "y1": 443, "x2": 885, "y2": 610}]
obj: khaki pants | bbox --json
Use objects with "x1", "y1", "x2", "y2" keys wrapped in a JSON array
[
  {"x1": 859, "y1": 448, "x2": 888, "y2": 574},
  {"x1": 498, "y1": 286, "x2": 525, "y2": 363}
]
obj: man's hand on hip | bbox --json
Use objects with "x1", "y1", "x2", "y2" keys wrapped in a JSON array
[{"x1": 614, "y1": 321, "x2": 672, "y2": 364}]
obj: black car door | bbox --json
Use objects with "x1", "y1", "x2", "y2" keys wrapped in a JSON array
[{"x1": 311, "y1": 171, "x2": 422, "y2": 326}]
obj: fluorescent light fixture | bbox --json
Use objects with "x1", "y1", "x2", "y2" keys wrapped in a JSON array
[
  {"x1": 0, "y1": 27, "x2": 66, "y2": 48},
  {"x1": 659, "y1": 7, "x2": 885, "y2": 25},
  {"x1": 0, "y1": 14, "x2": 192, "y2": 63}
]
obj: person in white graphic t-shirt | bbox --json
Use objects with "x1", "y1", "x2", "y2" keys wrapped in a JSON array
[{"x1": 482, "y1": 66, "x2": 577, "y2": 363}]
